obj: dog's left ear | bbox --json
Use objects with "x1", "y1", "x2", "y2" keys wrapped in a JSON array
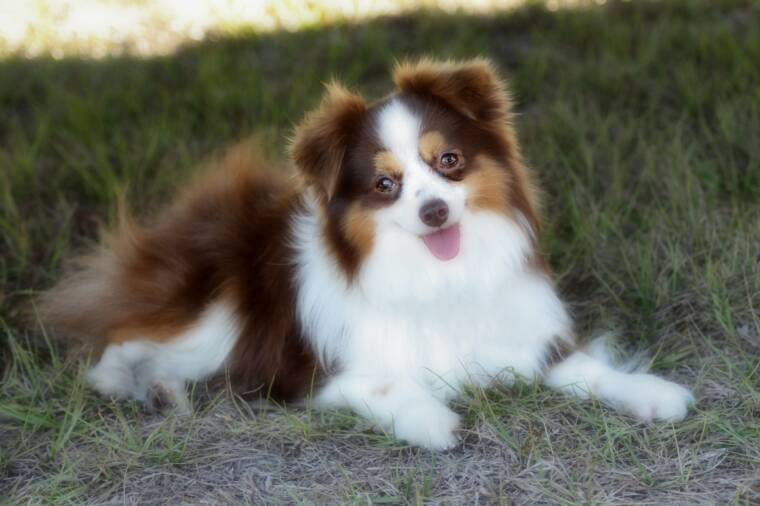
[
  {"x1": 393, "y1": 58, "x2": 511, "y2": 125},
  {"x1": 290, "y1": 82, "x2": 367, "y2": 201}
]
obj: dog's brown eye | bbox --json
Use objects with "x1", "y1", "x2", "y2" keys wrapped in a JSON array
[
  {"x1": 440, "y1": 152, "x2": 459, "y2": 168},
  {"x1": 436, "y1": 150, "x2": 465, "y2": 180},
  {"x1": 375, "y1": 176, "x2": 397, "y2": 193}
]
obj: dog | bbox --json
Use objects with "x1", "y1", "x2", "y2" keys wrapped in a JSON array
[{"x1": 40, "y1": 58, "x2": 694, "y2": 449}]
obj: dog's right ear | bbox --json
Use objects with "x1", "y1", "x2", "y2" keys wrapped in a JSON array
[
  {"x1": 393, "y1": 58, "x2": 511, "y2": 126},
  {"x1": 290, "y1": 82, "x2": 367, "y2": 201}
]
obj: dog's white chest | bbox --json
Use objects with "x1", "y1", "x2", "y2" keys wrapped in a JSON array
[
  {"x1": 294, "y1": 207, "x2": 571, "y2": 395},
  {"x1": 345, "y1": 269, "x2": 568, "y2": 395}
]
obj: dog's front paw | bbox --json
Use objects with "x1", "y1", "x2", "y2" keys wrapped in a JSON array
[
  {"x1": 613, "y1": 374, "x2": 695, "y2": 422},
  {"x1": 393, "y1": 401, "x2": 461, "y2": 450}
]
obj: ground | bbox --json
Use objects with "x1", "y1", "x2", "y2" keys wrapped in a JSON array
[{"x1": 1, "y1": 0, "x2": 759, "y2": 504}]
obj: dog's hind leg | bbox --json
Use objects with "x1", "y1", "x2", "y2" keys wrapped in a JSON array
[
  {"x1": 86, "y1": 302, "x2": 240, "y2": 413},
  {"x1": 86, "y1": 340, "x2": 189, "y2": 413},
  {"x1": 86, "y1": 341, "x2": 147, "y2": 401}
]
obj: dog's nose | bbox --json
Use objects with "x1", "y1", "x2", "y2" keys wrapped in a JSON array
[{"x1": 419, "y1": 198, "x2": 449, "y2": 228}]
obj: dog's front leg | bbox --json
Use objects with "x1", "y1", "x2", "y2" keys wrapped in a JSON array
[{"x1": 316, "y1": 372, "x2": 460, "y2": 450}]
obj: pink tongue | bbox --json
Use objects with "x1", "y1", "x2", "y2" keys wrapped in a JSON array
[{"x1": 422, "y1": 224, "x2": 461, "y2": 261}]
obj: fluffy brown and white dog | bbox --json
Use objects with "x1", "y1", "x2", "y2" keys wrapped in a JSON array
[{"x1": 41, "y1": 58, "x2": 694, "y2": 449}]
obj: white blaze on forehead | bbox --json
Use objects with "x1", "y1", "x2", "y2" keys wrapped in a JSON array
[
  {"x1": 377, "y1": 99, "x2": 421, "y2": 159},
  {"x1": 373, "y1": 98, "x2": 467, "y2": 236}
]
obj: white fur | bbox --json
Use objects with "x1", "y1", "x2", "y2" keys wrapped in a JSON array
[
  {"x1": 376, "y1": 100, "x2": 466, "y2": 235},
  {"x1": 293, "y1": 101, "x2": 693, "y2": 448},
  {"x1": 544, "y1": 352, "x2": 694, "y2": 421},
  {"x1": 294, "y1": 192, "x2": 572, "y2": 448},
  {"x1": 86, "y1": 101, "x2": 694, "y2": 446},
  {"x1": 87, "y1": 302, "x2": 239, "y2": 411}
]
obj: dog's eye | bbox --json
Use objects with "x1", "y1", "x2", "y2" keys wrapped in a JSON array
[
  {"x1": 375, "y1": 176, "x2": 398, "y2": 193},
  {"x1": 440, "y1": 152, "x2": 459, "y2": 168},
  {"x1": 436, "y1": 150, "x2": 465, "y2": 180}
]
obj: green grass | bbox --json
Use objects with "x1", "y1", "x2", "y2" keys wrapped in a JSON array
[{"x1": 2, "y1": 0, "x2": 760, "y2": 503}]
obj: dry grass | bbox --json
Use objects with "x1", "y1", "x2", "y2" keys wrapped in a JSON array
[{"x1": 2, "y1": 0, "x2": 760, "y2": 503}]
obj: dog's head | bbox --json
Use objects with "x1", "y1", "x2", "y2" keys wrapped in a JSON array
[{"x1": 291, "y1": 58, "x2": 540, "y2": 280}]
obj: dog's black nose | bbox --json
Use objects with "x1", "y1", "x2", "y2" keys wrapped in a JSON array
[{"x1": 419, "y1": 198, "x2": 449, "y2": 228}]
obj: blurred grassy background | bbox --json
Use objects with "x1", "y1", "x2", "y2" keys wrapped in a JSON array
[{"x1": 1, "y1": 0, "x2": 759, "y2": 503}]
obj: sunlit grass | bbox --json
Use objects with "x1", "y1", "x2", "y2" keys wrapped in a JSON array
[{"x1": 1, "y1": 0, "x2": 602, "y2": 58}]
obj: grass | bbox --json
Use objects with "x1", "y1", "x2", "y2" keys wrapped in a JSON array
[{"x1": 2, "y1": 0, "x2": 760, "y2": 503}]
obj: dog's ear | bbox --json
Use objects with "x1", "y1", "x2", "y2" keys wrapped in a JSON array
[
  {"x1": 290, "y1": 82, "x2": 367, "y2": 201},
  {"x1": 393, "y1": 58, "x2": 511, "y2": 125}
]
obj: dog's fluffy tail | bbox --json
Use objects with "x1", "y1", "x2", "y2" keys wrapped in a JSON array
[
  {"x1": 37, "y1": 141, "x2": 281, "y2": 344},
  {"x1": 37, "y1": 200, "x2": 137, "y2": 342}
]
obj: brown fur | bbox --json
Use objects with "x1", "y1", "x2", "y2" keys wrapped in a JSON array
[
  {"x1": 393, "y1": 58, "x2": 511, "y2": 124},
  {"x1": 393, "y1": 58, "x2": 542, "y2": 238},
  {"x1": 41, "y1": 57, "x2": 553, "y2": 404},
  {"x1": 418, "y1": 130, "x2": 447, "y2": 163},
  {"x1": 290, "y1": 82, "x2": 367, "y2": 201},
  {"x1": 289, "y1": 82, "x2": 374, "y2": 279},
  {"x1": 465, "y1": 155, "x2": 512, "y2": 214},
  {"x1": 40, "y1": 145, "x2": 321, "y2": 401},
  {"x1": 396, "y1": 60, "x2": 550, "y2": 274},
  {"x1": 342, "y1": 203, "x2": 375, "y2": 262},
  {"x1": 289, "y1": 59, "x2": 546, "y2": 278},
  {"x1": 373, "y1": 151, "x2": 404, "y2": 179}
]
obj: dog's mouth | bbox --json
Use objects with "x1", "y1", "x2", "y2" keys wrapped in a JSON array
[{"x1": 421, "y1": 223, "x2": 460, "y2": 261}]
